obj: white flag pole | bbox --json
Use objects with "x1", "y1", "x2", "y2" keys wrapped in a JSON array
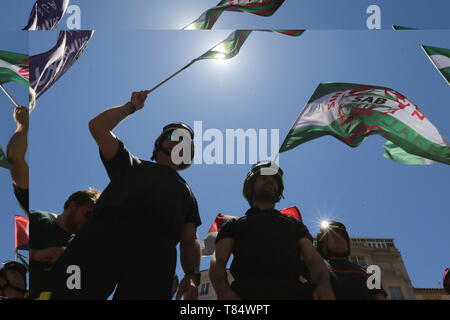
[{"x1": 0, "y1": 84, "x2": 20, "y2": 107}]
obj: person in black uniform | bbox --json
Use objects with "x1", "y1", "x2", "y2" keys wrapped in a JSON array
[
  {"x1": 0, "y1": 261, "x2": 28, "y2": 299},
  {"x1": 6, "y1": 106, "x2": 29, "y2": 214},
  {"x1": 49, "y1": 91, "x2": 202, "y2": 300},
  {"x1": 210, "y1": 161, "x2": 335, "y2": 300},
  {"x1": 316, "y1": 221, "x2": 387, "y2": 300}
]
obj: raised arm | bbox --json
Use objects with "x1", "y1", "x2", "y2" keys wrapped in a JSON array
[
  {"x1": 299, "y1": 237, "x2": 336, "y2": 300},
  {"x1": 88, "y1": 91, "x2": 148, "y2": 161},
  {"x1": 7, "y1": 106, "x2": 29, "y2": 189},
  {"x1": 210, "y1": 238, "x2": 240, "y2": 300}
]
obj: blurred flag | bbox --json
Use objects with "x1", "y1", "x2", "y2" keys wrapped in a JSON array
[
  {"x1": 422, "y1": 45, "x2": 450, "y2": 86},
  {"x1": 0, "y1": 146, "x2": 13, "y2": 169},
  {"x1": 193, "y1": 29, "x2": 303, "y2": 62},
  {"x1": 201, "y1": 206, "x2": 303, "y2": 256},
  {"x1": 15, "y1": 215, "x2": 29, "y2": 250},
  {"x1": 185, "y1": 0, "x2": 285, "y2": 30},
  {"x1": 383, "y1": 141, "x2": 435, "y2": 165},
  {"x1": 29, "y1": 30, "x2": 94, "y2": 111},
  {"x1": 280, "y1": 83, "x2": 450, "y2": 165},
  {"x1": 392, "y1": 25, "x2": 417, "y2": 30},
  {"x1": 23, "y1": 0, "x2": 70, "y2": 30},
  {"x1": 0, "y1": 50, "x2": 29, "y2": 87}
]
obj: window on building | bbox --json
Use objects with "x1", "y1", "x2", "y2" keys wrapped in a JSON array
[
  {"x1": 388, "y1": 286, "x2": 405, "y2": 300},
  {"x1": 199, "y1": 283, "x2": 210, "y2": 296},
  {"x1": 349, "y1": 256, "x2": 367, "y2": 267}
]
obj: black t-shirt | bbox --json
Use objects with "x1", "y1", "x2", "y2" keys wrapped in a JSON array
[
  {"x1": 13, "y1": 185, "x2": 29, "y2": 215},
  {"x1": 327, "y1": 259, "x2": 387, "y2": 300},
  {"x1": 216, "y1": 208, "x2": 312, "y2": 284},
  {"x1": 94, "y1": 139, "x2": 201, "y2": 245},
  {"x1": 29, "y1": 210, "x2": 73, "y2": 298}
]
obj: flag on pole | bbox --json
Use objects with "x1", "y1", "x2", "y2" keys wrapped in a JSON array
[
  {"x1": 23, "y1": 0, "x2": 70, "y2": 30},
  {"x1": 0, "y1": 146, "x2": 13, "y2": 169},
  {"x1": 184, "y1": 0, "x2": 285, "y2": 30},
  {"x1": 280, "y1": 83, "x2": 450, "y2": 165},
  {"x1": 29, "y1": 30, "x2": 94, "y2": 110},
  {"x1": 0, "y1": 50, "x2": 29, "y2": 87},
  {"x1": 201, "y1": 206, "x2": 303, "y2": 256},
  {"x1": 194, "y1": 30, "x2": 253, "y2": 61},
  {"x1": 14, "y1": 215, "x2": 29, "y2": 250},
  {"x1": 422, "y1": 45, "x2": 450, "y2": 86},
  {"x1": 392, "y1": 25, "x2": 417, "y2": 30}
]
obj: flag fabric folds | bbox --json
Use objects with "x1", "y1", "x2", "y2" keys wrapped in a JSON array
[
  {"x1": 202, "y1": 206, "x2": 303, "y2": 256},
  {"x1": 23, "y1": 0, "x2": 70, "y2": 30},
  {"x1": 193, "y1": 29, "x2": 303, "y2": 62},
  {"x1": 0, "y1": 50, "x2": 29, "y2": 87},
  {"x1": 0, "y1": 146, "x2": 13, "y2": 169},
  {"x1": 392, "y1": 25, "x2": 417, "y2": 30},
  {"x1": 184, "y1": 0, "x2": 285, "y2": 30},
  {"x1": 29, "y1": 30, "x2": 94, "y2": 110},
  {"x1": 422, "y1": 45, "x2": 450, "y2": 86},
  {"x1": 280, "y1": 83, "x2": 450, "y2": 165},
  {"x1": 15, "y1": 215, "x2": 29, "y2": 250}
]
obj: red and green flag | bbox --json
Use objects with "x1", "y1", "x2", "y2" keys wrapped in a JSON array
[
  {"x1": 184, "y1": 0, "x2": 285, "y2": 30},
  {"x1": 0, "y1": 50, "x2": 29, "y2": 87},
  {"x1": 280, "y1": 83, "x2": 450, "y2": 165}
]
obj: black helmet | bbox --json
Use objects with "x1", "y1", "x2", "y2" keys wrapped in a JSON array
[
  {"x1": 0, "y1": 261, "x2": 28, "y2": 294},
  {"x1": 316, "y1": 221, "x2": 350, "y2": 259},
  {"x1": 151, "y1": 122, "x2": 195, "y2": 170},
  {"x1": 242, "y1": 160, "x2": 284, "y2": 207}
]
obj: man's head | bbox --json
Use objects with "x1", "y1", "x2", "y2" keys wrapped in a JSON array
[
  {"x1": 243, "y1": 161, "x2": 284, "y2": 208},
  {"x1": 0, "y1": 262, "x2": 27, "y2": 299},
  {"x1": 316, "y1": 221, "x2": 351, "y2": 259},
  {"x1": 62, "y1": 188, "x2": 101, "y2": 234},
  {"x1": 151, "y1": 123, "x2": 194, "y2": 171}
]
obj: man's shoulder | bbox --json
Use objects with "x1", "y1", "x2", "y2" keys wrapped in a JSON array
[{"x1": 30, "y1": 210, "x2": 57, "y2": 222}]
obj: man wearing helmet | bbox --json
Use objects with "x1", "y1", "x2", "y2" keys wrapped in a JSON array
[
  {"x1": 210, "y1": 161, "x2": 335, "y2": 300},
  {"x1": 0, "y1": 262, "x2": 28, "y2": 299},
  {"x1": 316, "y1": 221, "x2": 387, "y2": 300},
  {"x1": 49, "y1": 91, "x2": 202, "y2": 300}
]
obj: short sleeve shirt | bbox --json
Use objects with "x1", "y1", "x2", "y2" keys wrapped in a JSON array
[
  {"x1": 93, "y1": 139, "x2": 201, "y2": 244},
  {"x1": 216, "y1": 208, "x2": 312, "y2": 282}
]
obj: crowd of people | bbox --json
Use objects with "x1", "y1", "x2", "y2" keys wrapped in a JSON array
[{"x1": 1, "y1": 92, "x2": 449, "y2": 300}]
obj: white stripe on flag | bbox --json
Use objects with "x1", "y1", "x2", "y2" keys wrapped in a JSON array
[{"x1": 430, "y1": 54, "x2": 450, "y2": 70}]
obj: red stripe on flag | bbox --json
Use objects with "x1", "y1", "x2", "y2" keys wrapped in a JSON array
[{"x1": 14, "y1": 214, "x2": 29, "y2": 250}]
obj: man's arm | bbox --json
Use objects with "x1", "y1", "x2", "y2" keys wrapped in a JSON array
[
  {"x1": 210, "y1": 238, "x2": 240, "y2": 300},
  {"x1": 299, "y1": 237, "x2": 336, "y2": 300},
  {"x1": 88, "y1": 91, "x2": 148, "y2": 161},
  {"x1": 7, "y1": 106, "x2": 28, "y2": 189},
  {"x1": 29, "y1": 247, "x2": 66, "y2": 264},
  {"x1": 177, "y1": 223, "x2": 201, "y2": 300}
]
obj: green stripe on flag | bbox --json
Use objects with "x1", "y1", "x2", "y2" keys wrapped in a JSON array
[
  {"x1": 383, "y1": 141, "x2": 434, "y2": 165},
  {"x1": 0, "y1": 50, "x2": 29, "y2": 86},
  {"x1": 422, "y1": 45, "x2": 450, "y2": 85}
]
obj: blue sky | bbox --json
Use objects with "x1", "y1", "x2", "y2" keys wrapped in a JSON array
[
  {"x1": 1, "y1": 1, "x2": 450, "y2": 30},
  {"x1": 1, "y1": 2, "x2": 449, "y2": 294}
]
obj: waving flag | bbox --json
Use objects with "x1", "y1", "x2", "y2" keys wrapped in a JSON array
[
  {"x1": 422, "y1": 45, "x2": 450, "y2": 86},
  {"x1": 29, "y1": 30, "x2": 94, "y2": 110},
  {"x1": 0, "y1": 146, "x2": 13, "y2": 169},
  {"x1": 23, "y1": 0, "x2": 70, "y2": 30},
  {"x1": 185, "y1": 0, "x2": 285, "y2": 30},
  {"x1": 0, "y1": 50, "x2": 29, "y2": 87},
  {"x1": 15, "y1": 215, "x2": 29, "y2": 250},
  {"x1": 392, "y1": 25, "x2": 417, "y2": 30},
  {"x1": 194, "y1": 30, "x2": 253, "y2": 61},
  {"x1": 201, "y1": 206, "x2": 303, "y2": 256},
  {"x1": 280, "y1": 83, "x2": 450, "y2": 165}
]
